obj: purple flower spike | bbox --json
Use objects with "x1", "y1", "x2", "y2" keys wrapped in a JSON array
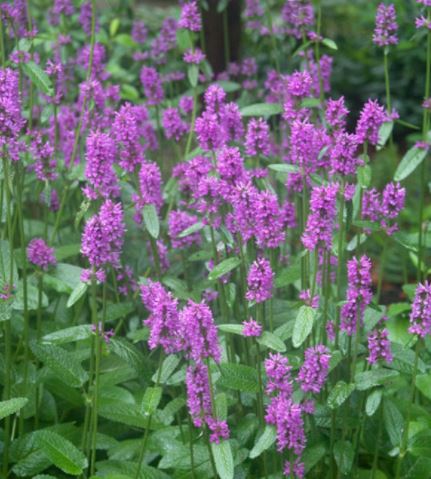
[{"x1": 27, "y1": 238, "x2": 56, "y2": 270}]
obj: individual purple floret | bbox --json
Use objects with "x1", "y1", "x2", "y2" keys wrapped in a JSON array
[
  {"x1": 186, "y1": 362, "x2": 212, "y2": 427},
  {"x1": 242, "y1": 319, "x2": 263, "y2": 337},
  {"x1": 245, "y1": 118, "x2": 271, "y2": 157},
  {"x1": 298, "y1": 345, "x2": 331, "y2": 393},
  {"x1": 140, "y1": 66, "x2": 164, "y2": 105},
  {"x1": 373, "y1": 3, "x2": 398, "y2": 47},
  {"x1": 340, "y1": 256, "x2": 373, "y2": 335},
  {"x1": 246, "y1": 257, "x2": 274, "y2": 304},
  {"x1": 180, "y1": 300, "x2": 221, "y2": 362},
  {"x1": 409, "y1": 282, "x2": 431, "y2": 337},
  {"x1": 178, "y1": 1, "x2": 202, "y2": 32},
  {"x1": 355, "y1": 99, "x2": 388, "y2": 145},
  {"x1": 27, "y1": 238, "x2": 56, "y2": 270},
  {"x1": 168, "y1": 210, "x2": 202, "y2": 249},
  {"x1": 302, "y1": 183, "x2": 338, "y2": 251},
  {"x1": 140, "y1": 280, "x2": 182, "y2": 354},
  {"x1": 367, "y1": 328, "x2": 393, "y2": 364}
]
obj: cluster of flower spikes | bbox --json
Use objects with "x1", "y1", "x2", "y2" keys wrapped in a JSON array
[
  {"x1": 264, "y1": 348, "x2": 328, "y2": 479},
  {"x1": 408, "y1": 281, "x2": 431, "y2": 337},
  {"x1": 140, "y1": 280, "x2": 229, "y2": 443},
  {"x1": 340, "y1": 256, "x2": 373, "y2": 336},
  {"x1": 362, "y1": 182, "x2": 405, "y2": 235},
  {"x1": 81, "y1": 199, "x2": 125, "y2": 282},
  {"x1": 27, "y1": 238, "x2": 57, "y2": 271},
  {"x1": 0, "y1": 68, "x2": 26, "y2": 161}
]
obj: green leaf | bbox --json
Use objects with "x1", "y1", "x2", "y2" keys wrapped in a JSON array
[
  {"x1": 208, "y1": 257, "x2": 241, "y2": 281},
  {"x1": 357, "y1": 164, "x2": 372, "y2": 188},
  {"x1": 109, "y1": 337, "x2": 145, "y2": 372},
  {"x1": 22, "y1": 61, "x2": 54, "y2": 96},
  {"x1": 334, "y1": 440, "x2": 354, "y2": 475},
  {"x1": 416, "y1": 373, "x2": 431, "y2": 400},
  {"x1": 216, "y1": 80, "x2": 241, "y2": 93},
  {"x1": 141, "y1": 387, "x2": 162, "y2": 416},
  {"x1": 0, "y1": 397, "x2": 28, "y2": 420},
  {"x1": 383, "y1": 398, "x2": 403, "y2": 447},
  {"x1": 303, "y1": 443, "x2": 326, "y2": 473},
  {"x1": 211, "y1": 441, "x2": 234, "y2": 479},
  {"x1": 143, "y1": 204, "x2": 159, "y2": 239},
  {"x1": 114, "y1": 34, "x2": 137, "y2": 48},
  {"x1": 218, "y1": 324, "x2": 244, "y2": 335},
  {"x1": 257, "y1": 331, "x2": 286, "y2": 352},
  {"x1": 188, "y1": 64, "x2": 199, "y2": 88},
  {"x1": 249, "y1": 425, "x2": 276, "y2": 459},
  {"x1": 355, "y1": 368, "x2": 399, "y2": 391},
  {"x1": 240, "y1": 102, "x2": 282, "y2": 117},
  {"x1": 394, "y1": 146, "x2": 427, "y2": 182},
  {"x1": 366, "y1": 388, "x2": 383, "y2": 416},
  {"x1": 98, "y1": 401, "x2": 152, "y2": 429},
  {"x1": 31, "y1": 342, "x2": 88, "y2": 387},
  {"x1": 121, "y1": 84, "x2": 139, "y2": 102},
  {"x1": 0, "y1": 239, "x2": 18, "y2": 286},
  {"x1": 322, "y1": 38, "x2": 338, "y2": 50},
  {"x1": 178, "y1": 221, "x2": 204, "y2": 238},
  {"x1": 109, "y1": 18, "x2": 120, "y2": 37},
  {"x1": 377, "y1": 121, "x2": 394, "y2": 150},
  {"x1": 176, "y1": 29, "x2": 193, "y2": 52},
  {"x1": 219, "y1": 363, "x2": 259, "y2": 393},
  {"x1": 42, "y1": 325, "x2": 92, "y2": 344},
  {"x1": 292, "y1": 306, "x2": 316, "y2": 348},
  {"x1": 268, "y1": 164, "x2": 300, "y2": 174},
  {"x1": 217, "y1": 0, "x2": 229, "y2": 12},
  {"x1": 35, "y1": 430, "x2": 87, "y2": 475},
  {"x1": 67, "y1": 282, "x2": 88, "y2": 308},
  {"x1": 152, "y1": 355, "x2": 181, "y2": 384},
  {"x1": 275, "y1": 263, "x2": 301, "y2": 287},
  {"x1": 300, "y1": 97, "x2": 321, "y2": 108},
  {"x1": 409, "y1": 430, "x2": 431, "y2": 457},
  {"x1": 327, "y1": 381, "x2": 355, "y2": 409}
]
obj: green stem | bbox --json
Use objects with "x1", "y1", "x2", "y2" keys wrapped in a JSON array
[
  {"x1": 371, "y1": 402, "x2": 383, "y2": 478},
  {"x1": 185, "y1": 87, "x2": 198, "y2": 157},
  {"x1": 395, "y1": 340, "x2": 421, "y2": 479},
  {"x1": 335, "y1": 183, "x2": 345, "y2": 348},
  {"x1": 376, "y1": 240, "x2": 388, "y2": 304}
]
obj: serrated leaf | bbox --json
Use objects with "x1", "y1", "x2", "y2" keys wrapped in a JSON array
[
  {"x1": 303, "y1": 443, "x2": 326, "y2": 473},
  {"x1": 275, "y1": 263, "x2": 301, "y2": 287},
  {"x1": 257, "y1": 331, "x2": 286, "y2": 352},
  {"x1": 211, "y1": 441, "x2": 234, "y2": 479},
  {"x1": 334, "y1": 440, "x2": 354, "y2": 475},
  {"x1": 208, "y1": 257, "x2": 241, "y2": 281},
  {"x1": 240, "y1": 103, "x2": 282, "y2": 117},
  {"x1": 416, "y1": 373, "x2": 431, "y2": 400},
  {"x1": 355, "y1": 369, "x2": 399, "y2": 391},
  {"x1": 141, "y1": 387, "x2": 162, "y2": 416},
  {"x1": 249, "y1": 425, "x2": 276, "y2": 459},
  {"x1": 394, "y1": 146, "x2": 427, "y2": 182},
  {"x1": 35, "y1": 430, "x2": 87, "y2": 475},
  {"x1": 67, "y1": 282, "x2": 88, "y2": 308},
  {"x1": 152, "y1": 355, "x2": 181, "y2": 384},
  {"x1": 143, "y1": 204, "x2": 159, "y2": 239},
  {"x1": 22, "y1": 61, "x2": 54, "y2": 96},
  {"x1": 219, "y1": 363, "x2": 259, "y2": 393},
  {"x1": 108, "y1": 337, "x2": 145, "y2": 372},
  {"x1": 327, "y1": 381, "x2": 355, "y2": 409},
  {"x1": 366, "y1": 388, "x2": 383, "y2": 416},
  {"x1": 383, "y1": 398, "x2": 403, "y2": 447},
  {"x1": 292, "y1": 306, "x2": 316, "y2": 348},
  {"x1": 30, "y1": 342, "x2": 88, "y2": 387},
  {"x1": 409, "y1": 430, "x2": 431, "y2": 457},
  {"x1": 0, "y1": 397, "x2": 28, "y2": 420},
  {"x1": 42, "y1": 325, "x2": 92, "y2": 344}
]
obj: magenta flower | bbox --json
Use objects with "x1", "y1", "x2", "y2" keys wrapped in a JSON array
[
  {"x1": 168, "y1": 210, "x2": 202, "y2": 249},
  {"x1": 355, "y1": 99, "x2": 388, "y2": 145},
  {"x1": 204, "y1": 85, "x2": 226, "y2": 114},
  {"x1": 195, "y1": 111, "x2": 224, "y2": 151},
  {"x1": 409, "y1": 282, "x2": 431, "y2": 337},
  {"x1": 325, "y1": 97, "x2": 349, "y2": 130},
  {"x1": 298, "y1": 345, "x2": 331, "y2": 393},
  {"x1": 162, "y1": 107, "x2": 188, "y2": 141},
  {"x1": 373, "y1": 3, "x2": 398, "y2": 47},
  {"x1": 131, "y1": 20, "x2": 148, "y2": 43},
  {"x1": 264, "y1": 353, "x2": 293, "y2": 398},
  {"x1": 207, "y1": 418, "x2": 230, "y2": 443},
  {"x1": 186, "y1": 362, "x2": 212, "y2": 427},
  {"x1": 27, "y1": 238, "x2": 56, "y2": 270},
  {"x1": 245, "y1": 118, "x2": 271, "y2": 156},
  {"x1": 140, "y1": 66, "x2": 164, "y2": 105},
  {"x1": 281, "y1": 0, "x2": 314, "y2": 39},
  {"x1": 329, "y1": 131, "x2": 360, "y2": 176},
  {"x1": 242, "y1": 319, "x2": 263, "y2": 337},
  {"x1": 183, "y1": 48, "x2": 206, "y2": 64},
  {"x1": 180, "y1": 300, "x2": 221, "y2": 362},
  {"x1": 367, "y1": 328, "x2": 393, "y2": 364},
  {"x1": 141, "y1": 280, "x2": 182, "y2": 354},
  {"x1": 178, "y1": 1, "x2": 202, "y2": 32},
  {"x1": 246, "y1": 257, "x2": 274, "y2": 304},
  {"x1": 340, "y1": 256, "x2": 373, "y2": 335},
  {"x1": 302, "y1": 183, "x2": 338, "y2": 251}
]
